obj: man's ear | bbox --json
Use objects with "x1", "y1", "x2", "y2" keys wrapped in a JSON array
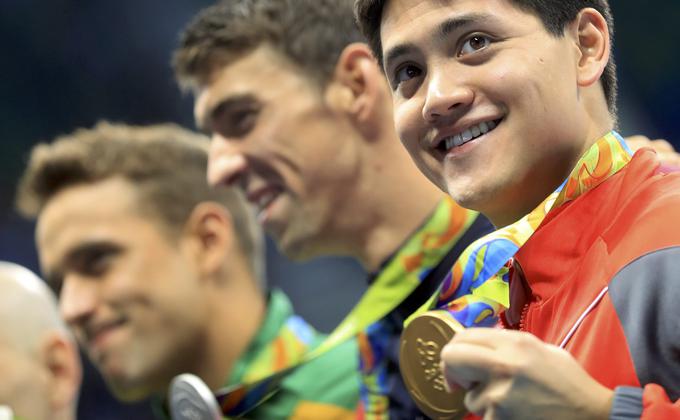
[
  {"x1": 571, "y1": 8, "x2": 610, "y2": 88},
  {"x1": 42, "y1": 332, "x2": 81, "y2": 413},
  {"x1": 182, "y1": 202, "x2": 235, "y2": 278},
  {"x1": 325, "y1": 43, "x2": 386, "y2": 137}
]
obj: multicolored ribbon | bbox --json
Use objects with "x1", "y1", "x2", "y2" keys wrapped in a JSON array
[
  {"x1": 201, "y1": 132, "x2": 632, "y2": 418},
  {"x1": 214, "y1": 313, "x2": 316, "y2": 415},
  {"x1": 357, "y1": 198, "x2": 480, "y2": 418},
  {"x1": 406, "y1": 131, "x2": 633, "y2": 332},
  {"x1": 212, "y1": 198, "x2": 479, "y2": 417}
]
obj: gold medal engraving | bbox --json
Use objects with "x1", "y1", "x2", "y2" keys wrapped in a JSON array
[
  {"x1": 399, "y1": 312, "x2": 467, "y2": 419},
  {"x1": 416, "y1": 338, "x2": 447, "y2": 392}
]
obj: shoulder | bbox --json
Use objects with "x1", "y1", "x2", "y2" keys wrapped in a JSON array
[
  {"x1": 284, "y1": 338, "x2": 359, "y2": 396},
  {"x1": 609, "y1": 246, "x2": 680, "y2": 299},
  {"x1": 264, "y1": 338, "x2": 359, "y2": 417},
  {"x1": 602, "y1": 151, "x2": 680, "y2": 266},
  {"x1": 608, "y1": 247, "x2": 680, "y2": 399}
]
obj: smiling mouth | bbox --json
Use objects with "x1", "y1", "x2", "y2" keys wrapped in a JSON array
[
  {"x1": 248, "y1": 186, "x2": 284, "y2": 223},
  {"x1": 86, "y1": 319, "x2": 127, "y2": 349},
  {"x1": 435, "y1": 118, "x2": 504, "y2": 153}
]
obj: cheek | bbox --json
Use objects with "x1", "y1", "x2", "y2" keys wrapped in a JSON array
[
  {"x1": 489, "y1": 61, "x2": 540, "y2": 110},
  {"x1": 393, "y1": 101, "x2": 423, "y2": 154},
  {"x1": 104, "y1": 268, "x2": 146, "y2": 303},
  {"x1": 106, "y1": 265, "x2": 175, "y2": 314},
  {"x1": 506, "y1": 52, "x2": 577, "y2": 113}
]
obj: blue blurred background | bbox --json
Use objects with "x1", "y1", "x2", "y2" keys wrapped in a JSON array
[{"x1": 0, "y1": 1, "x2": 678, "y2": 418}]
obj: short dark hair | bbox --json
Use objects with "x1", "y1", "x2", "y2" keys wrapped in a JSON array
[
  {"x1": 173, "y1": 0, "x2": 364, "y2": 91},
  {"x1": 16, "y1": 122, "x2": 263, "y2": 281},
  {"x1": 354, "y1": 0, "x2": 618, "y2": 115}
]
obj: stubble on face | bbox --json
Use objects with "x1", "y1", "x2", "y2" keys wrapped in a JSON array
[
  {"x1": 36, "y1": 179, "x2": 210, "y2": 400},
  {"x1": 199, "y1": 46, "x2": 363, "y2": 260}
]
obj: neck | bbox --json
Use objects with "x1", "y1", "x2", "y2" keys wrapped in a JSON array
[
  {"x1": 53, "y1": 408, "x2": 76, "y2": 420},
  {"x1": 194, "y1": 266, "x2": 265, "y2": 390},
  {"x1": 350, "y1": 144, "x2": 445, "y2": 271},
  {"x1": 488, "y1": 120, "x2": 614, "y2": 228}
]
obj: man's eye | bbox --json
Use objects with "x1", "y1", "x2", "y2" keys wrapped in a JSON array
[
  {"x1": 216, "y1": 108, "x2": 259, "y2": 138},
  {"x1": 459, "y1": 35, "x2": 491, "y2": 56},
  {"x1": 49, "y1": 275, "x2": 64, "y2": 297},
  {"x1": 232, "y1": 109, "x2": 257, "y2": 129},
  {"x1": 82, "y1": 252, "x2": 115, "y2": 277},
  {"x1": 393, "y1": 65, "x2": 422, "y2": 87}
]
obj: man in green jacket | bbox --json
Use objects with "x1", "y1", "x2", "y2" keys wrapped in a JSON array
[{"x1": 16, "y1": 122, "x2": 358, "y2": 419}]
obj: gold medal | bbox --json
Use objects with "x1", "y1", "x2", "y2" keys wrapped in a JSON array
[{"x1": 399, "y1": 311, "x2": 467, "y2": 419}]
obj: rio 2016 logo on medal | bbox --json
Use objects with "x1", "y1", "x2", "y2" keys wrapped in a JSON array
[{"x1": 399, "y1": 311, "x2": 468, "y2": 420}]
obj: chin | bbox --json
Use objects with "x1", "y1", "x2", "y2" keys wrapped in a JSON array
[
  {"x1": 415, "y1": 159, "x2": 447, "y2": 193},
  {"x1": 449, "y1": 195, "x2": 485, "y2": 215},
  {"x1": 278, "y1": 239, "x2": 314, "y2": 262},
  {"x1": 446, "y1": 178, "x2": 504, "y2": 217},
  {"x1": 102, "y1": 361, "x2": 160, "y2": 402},
  {"x1": 107, "y1": 378, "x2": 154, "y2": 402},
  {"x1": 278, "y1": 232, "x2": 330, "y2": 262},
  {"x1": 446, "y1": 182, "x2": 481, "y2": 210}
]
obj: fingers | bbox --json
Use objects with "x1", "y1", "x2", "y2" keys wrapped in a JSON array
[
  {"x1": 624, "y1": 135, "x2": 649, "y2": 147},
  {"x1": 440, "y1": 329, "x2": 529, "y2": 390},
  {"x1": 646, "y1": 139, "x2": 675, "y2": 153},
  {"x1": 626, "y1": 136, "x2": 677, "y2": 156},
  {"x1": 449, "y1": 326, "x2": 538, "y2": 349},
  {"x1": 464, "y1": 383, "x2": 488, "y2": 416},
  {"x1": 438, "y1": 329, "x2": 614, "y2": 420},
  {"x1": 656, "y1": 151, "x2": 680, "y2": 167},
  {"x1": 464, "y1": 380, "x2": 511, "y2": 418},
  {"x1": 440, "y1": 341, "x2": 496, "y2": 390}
]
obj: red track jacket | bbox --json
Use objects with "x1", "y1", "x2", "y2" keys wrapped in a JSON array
[{"x1": 502, "y1": 148, "x2": 680, "y2": 419}]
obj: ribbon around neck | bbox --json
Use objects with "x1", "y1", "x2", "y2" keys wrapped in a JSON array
[
  {"x1": 211, "y1": 198, "x2": 479, "y2": 416},
  {"x1": 405, "y1": 131, "x2": 633, "y2": 329}
]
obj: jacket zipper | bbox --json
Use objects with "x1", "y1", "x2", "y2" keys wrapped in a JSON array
[{"x1": 518, "y1": 301, "x2": 530, "y2": 331}]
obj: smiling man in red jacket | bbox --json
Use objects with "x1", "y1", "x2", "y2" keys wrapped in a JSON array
[{"x1": 355, "y1": 0, "x2": 680, "y2": 418}]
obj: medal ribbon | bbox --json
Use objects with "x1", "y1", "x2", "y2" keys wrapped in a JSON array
[
  {"x1": 357, "y1": 198, "x2": 480, "y2": 418},
  {"x1": 214, "y1": 198, "x2": 479, "y2": 417},
  {"x1": 406, "y1": 131, "x2": 633, "y2": 329}
]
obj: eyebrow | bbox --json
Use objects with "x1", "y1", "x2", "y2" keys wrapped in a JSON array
[
  {"x1": 45, "y1": 241, "x2": 122, "y2": 287},
  {"x1": 197, "y1": 93, "x2": 258, "y2": 135},
  {"x1": 383, "y1": 12, "x2": 496, "y2": 70},
  {"x1": 440, "y1": 13, "x2": 492, "y2": 37}
]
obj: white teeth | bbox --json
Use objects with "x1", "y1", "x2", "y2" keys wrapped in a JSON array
[
  {"x1": 256, "y1": 191, "x2": 277, "y2": 211},
  {"x1": 440, "y1": 119, "x2": 500, "y2": 151},
  {"x1": 254, "y1": 190, "x2": 279, "y2": 224}
]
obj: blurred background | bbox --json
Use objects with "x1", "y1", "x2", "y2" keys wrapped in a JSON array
[{"x1": 0, "y1": 1, "x2": 678, "y2": 418}]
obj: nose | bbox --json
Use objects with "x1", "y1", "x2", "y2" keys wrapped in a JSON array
[
  {"x1": 207, "y1": 134, "x2": 248, "y2": 187},
  {"x1": 59, "y1": 276, "x2": 98, "y2": 328},
  {"x1": 422, "y1": 73, "x2": 474, "y2": 123}
]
